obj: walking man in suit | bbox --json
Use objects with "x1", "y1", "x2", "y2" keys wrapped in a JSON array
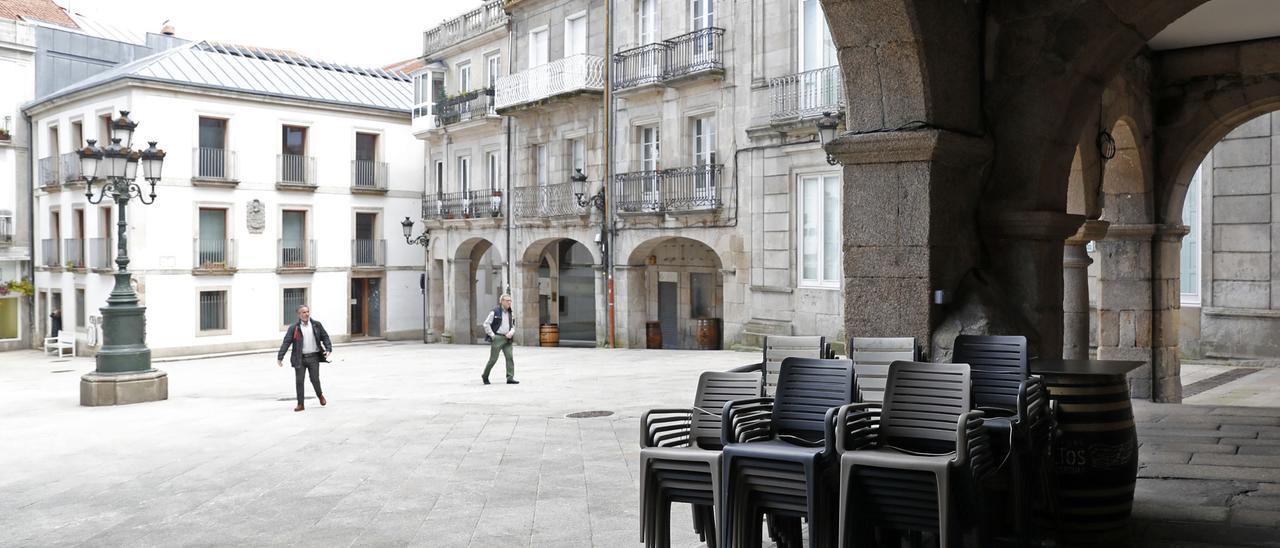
[
  {"x1": 277, "y1": 304, "x2": 332, "y2": 411},
  {"x1": 481, "y1": 294, "x2": 519, "y2": 385}
]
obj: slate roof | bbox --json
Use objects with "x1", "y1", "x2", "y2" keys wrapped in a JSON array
[{"x1": 29, "y1": 41, "x2": 413, "y2": 114}]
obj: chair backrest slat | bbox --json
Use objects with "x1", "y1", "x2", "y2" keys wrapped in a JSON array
[
  {"x1": 849, "y1": 337, "x2": 918, "y2": 403},
  {"x1": 692, "y1": 371, "x2": 763, "y2": 449},
  {"x1": 881, "y1": 361, "x2": 971, "y2": 451},
  {"x1": 763, "y1": 335, "x2": 826, "y2": 397},
  {"x1": 951, "y1": 335, "x2": 1027, "y2": 411},
  {"x1": 772, "y1": 357, "x2": 856, "y2": 442}
]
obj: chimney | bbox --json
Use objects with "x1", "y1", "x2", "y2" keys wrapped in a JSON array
[{"x1": 161, "y1": 23, "x2": 175, "y2": 36}]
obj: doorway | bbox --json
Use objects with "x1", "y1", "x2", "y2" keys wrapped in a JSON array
[
  {"x1": 350, "y1": 277, "x2": 382, "y2": 337},
  {"x1": 658, "y1": 278, "x2": 678, "y2": 349}
]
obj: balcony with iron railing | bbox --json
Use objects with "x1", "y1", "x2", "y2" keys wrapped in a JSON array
[
  {"x1": 351, "y1": 160, "x2": 389, "y2": 193},
  {"x1": 424, "y1": 190, "x2": 505, "y2": 221},
  {"x1": 614, "y1": 164, "x2": 729, "y2": 215},
  {"x1": 62, "y1": 238, "x2": 85, "y2": 270},
  {"x1": 38, "y1": 156, "x2": 60, "y2": 191},
  {"x1": 60, "y1": 152, "x2": 84, "y2": 186},
  {"x1": 438, "y1": 88, "x2": 497, "y2": 127},
  {"x1": 495, "y1": 54, "x2": 605, "y2": 110},
  {"x1": 512, "y1": 181, "x2": 589, "y2": 222},
  {"x1": 41, "y1": 238, "x2": 59, "y2": 268},
  {"x1": 613, "y1": 28, "x2": 725, "y2": 91},
  {"x1": 278, "y1": 239, "x2": 316, "y2": 272},
  {"x1": 193, "y1": 238, "x2": 237, "y2": 274},
  {"x1": 423, "y1": 0, "x2": 507, "y2": 57},
  {"x1": 351, "y1": 239, "x2": 386, "y2": 268},
  {"x1": 192, "y1": 147, "x2": 238, "y2": 185},
  {"x1": 277, "y1": 154, "x2": 317, "y2": 190},
  {"x1": 769, "y1": 65, "x2": 846, "y2": 124},
  {"x1": 88, "y1": 238, "x2": 113, "y2": 271}
]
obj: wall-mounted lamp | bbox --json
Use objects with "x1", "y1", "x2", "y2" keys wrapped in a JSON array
[
  {"x1": 1097, "y1": 130, "x2": 1117, "y2": 161},
  {"x1": 571, "y1": 168, "x2": 605, "y2": 212},
  {"x1": 817, "y1": 111, "x2": 842, "y2": 166}
]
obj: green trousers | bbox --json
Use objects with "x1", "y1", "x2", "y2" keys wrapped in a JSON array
[{"x1": 483, "y1": 334, "x2": 515, "y2": 380}]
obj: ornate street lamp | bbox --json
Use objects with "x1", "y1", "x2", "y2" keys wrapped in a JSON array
[
  {"x1": 77, "y1": 112, "x2": 167, "y2": 406},
  {"x1": 817, "y1": 111, "x2": 842, "y2": 166},
  {"x1": 402, "y1": 217, "x2": 431, "y2": 343},
  {"x1": 571, "y1": 169, "x2": 605, "y2": 212}
]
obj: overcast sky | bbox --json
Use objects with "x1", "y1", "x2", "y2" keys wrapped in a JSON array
[{"x1": 54, "y1": 0, "x2": 480, "y2": 68}]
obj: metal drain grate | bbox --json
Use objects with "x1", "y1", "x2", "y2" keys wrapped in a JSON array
[{"x1": 566, "y1": 410, "x2": 614, "y2": 419}]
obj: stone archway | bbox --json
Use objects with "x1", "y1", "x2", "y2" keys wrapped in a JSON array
[
  {"x1": 451, "y1": 237, "x2": 504, "y2": 344},
  {"x1": 618, "y1": 236, "x2": 725, "y2": 350},
  {"x1": 517, "y1": 238, "x2": 600, "y2": 346}
]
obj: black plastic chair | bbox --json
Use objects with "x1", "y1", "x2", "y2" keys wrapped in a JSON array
[
  {"x1": 848, "y1": 337, "x2": 919, "y2": 404},
  {"x1": 951, "y1": 335, "x2": 1049, "y2": 544},
  {"x1": 719, "y1": 357, "x2": 856, "y2": 548},
  {"x1": 835, "y1": 361, "x2": 992, "y2": 548},
  {"x1": 640, "y1": 371, "x2": 762, "y2": 548},
  {"x1": 762, "y1": 335, "x2": 828, "y2": 397}
]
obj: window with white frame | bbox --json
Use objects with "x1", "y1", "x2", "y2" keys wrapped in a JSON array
[
  {"x1": 799, "y1": 0, "x2": 836, "y2": 71},
  {"x1": 199, "y1": 290, "x2": 228, "y2": 332},
  {"x1": 691, "y1": 0, "x2": 715, "y2": 30},
  {"x1": 75, "y1": 288, "x2": 85, "y2": 328},
  {"x1": 799, "y1": 173, "x2": 841, "y2": 287},
  {"x1": 692, "y1": 117, "x2": 716, "y2": 166},
  {"x1": 1180, "y1": 163, "x2": 1202, "y2": 304},
  {"x1": 486, "y1": 54, "x2": 501, "y2": 88},
  {"x1": 458, "y1": 156, "x2": 471, "y2": 194},
  {"x1": 565, "y1": 12, "x2": 587, "y2": 56},
  {"x1": 640, "y1": 126, "x2": 660, "y2": 171},
  {"x1": 638, "y1": 0, "x2": 657, "y2": 44},
  {"x1": 534, "y1": 145, "x2": 548, "y2": 188},
  {"x1": 529, "y1": 27, "x2": 549, "y2": 67},
  {"x1": 570, "y1": 138, "x2": 586, "y2": 175},
  {"x1": 486, "y1": 151, "x2": 500, "y2": 192},
  {"x1": 457, "y1": 62, "x2": 472, "y2": 93},
  {"x1": 434, "y1": 160, "x2": 444, "y2": 196}
]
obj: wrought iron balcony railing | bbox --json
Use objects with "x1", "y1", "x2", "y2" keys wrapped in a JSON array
[
  {"x1": 613, "y1": 27, "x2": 725, "y2": 90},
  {"x1": 62, "y1": 238, "x2": 85, "y2": 269},
  {"x1": 437, "y1": 88, "x2": 496, "y2": 126},
  {"x1": 495, "y1": 54, "x2": 605, "y2": 110},
  {"x1": 277, "y1": 154, "x2": 317, "y2": 188},
  {"x1": 614, "y1": 164, "x2": 727, "y2": 214},
  {"x1": 423, "y1": 0, "x2": 507, "y2": 56},
  {"x1": 41, "y1": 238, "x2": 59, "y2": 267},
  {"x1": 512, "y1": 182, "x2": 588, "y2": 219},
  {"x1": 60, "y1": 152, "x2": 83, "y2": 184},
  {"x1": 769, "y1": 65, "x2": 846, "y2": 123},
  {"x1": 88, "y1": 238, "x2": 112, "y2": 270},
  {"x1": 351, "y1": 160, "x2": 389, "y2": 191},
  {"x1": 352, "y1": 239, "x2": 386, "y2": 268},
  {"x1": 38, "y1": 156, "x2": 60, "y2": 189},
  {"x1": 278, "y1": 239, "x2": 316, "y2": 270},
  {"x1": 194, "y1": 147, "x2": 237, "y2": 182},
  {"x1": 424, "y1": 190, "x2": 504, "y2": 220},
  {"x1": 193, "y1": 238, "x2": 236, "y2": 272}
]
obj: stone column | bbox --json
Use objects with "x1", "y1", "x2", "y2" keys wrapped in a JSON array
[
  {"x1": 1063, "y1": 220, "x2": 1110, "y2": 359},
  {"x1": 1152, "y1": 224, "x2": 1189, "y2": 403},
  {"x1": 612, "y1": 264, "x2": 645, "y2": 348},
  {"x1": 1097, "y1": 224, "x2": 1156, "y2": 399},
  {"x1": 450, "y1": 258, "x2": 473, "y2": 344}
]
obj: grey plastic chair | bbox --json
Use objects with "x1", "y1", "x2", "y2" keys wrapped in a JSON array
[
  {"x1": 848, "y1": 337, "x2": 918, "y2": 403},
  {"x1": 719, "y1": 357, "x2": 857, "y2": 548},
  {"x1": 835, "y1": 361, "x2": 991, "y2": 548},
  {"x1": 951, "y1": 334, "x2": 1049, "y2": 545},
  {"x1": 762, "y1": 335, "x2": 827, "y2": 397},
  {"x1": 640, "y1": 371, "x2": 762, "y2": 548}
]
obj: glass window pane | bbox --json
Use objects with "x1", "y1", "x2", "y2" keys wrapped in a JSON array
[
  {"x1": 823, "y1": 176, "x2": 840, "y2": 282},
  {"x1": 199, "y1": 291, "x2": 226, "y2": 331},
  {"x1": 283, "y1": 288, "x2": 307, "y2": 326},
  {"x1": 1180, "y1": 166, "x2": 1201, "y2": 297},
  {"x1": 282, "y1": 126, "x2": 306, "y2": 155},
  {"x1": 199, "y1": 118, "x2": 226, "y2": 150},
  {"x1": 801, "y1": 177, "x2": 818, "y2": 281},
  {"x1": 355, "y1": 133, "x2": 377, "y2": 161}
]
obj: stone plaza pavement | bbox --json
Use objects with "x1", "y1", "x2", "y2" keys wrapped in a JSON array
[{"x1": 1, "y1": 341, "x2": 1278, "y2": 547}]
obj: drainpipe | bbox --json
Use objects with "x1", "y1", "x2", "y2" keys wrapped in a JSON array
[
  {"x1": 505, "y1": 117, "x2": 512, "y2": 295},
  {"x1": 25, "y1": 114, "x2": 35, "y2": 346},
  {"x1": 604, "y1": 0, "x2": 616, "y2": 348}
]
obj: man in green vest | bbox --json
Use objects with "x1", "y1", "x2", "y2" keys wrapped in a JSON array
[{"x1": 481, "y1": 293, "x2": 519, "y2": 385}]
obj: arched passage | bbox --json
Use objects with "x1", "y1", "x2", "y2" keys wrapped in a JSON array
[
  {"x1": 518, "y1": 238, "x2": 599, "y2": 346},
  {"x1": 451, "y1": 237, "x2": 504, "y2": 344},
  {"x1": 619, "y1": 237, "x2": 725, "y2": 350}
]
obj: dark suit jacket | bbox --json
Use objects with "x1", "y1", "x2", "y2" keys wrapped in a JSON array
[{"x1": 278, "y1": 320, "x2": 332, "y2": 368}]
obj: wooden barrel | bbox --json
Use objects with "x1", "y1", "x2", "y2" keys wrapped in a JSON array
[
  {"x1": 693, "y1": 318, "x2": 721, "y2": 350},
  {"x1": 1043, "y1": 373, "x2": 1138, "y2": 541},
  {"x1": 539, "y1": 324, "x2": 559, "y2": 347},
  {"x1": 645, "y1": 321, "x2": 662, "y2": 349}
]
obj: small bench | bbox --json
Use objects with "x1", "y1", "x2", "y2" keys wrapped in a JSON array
[{"x1": 43, "y1": 330, "x2": 75, "y2": 358}]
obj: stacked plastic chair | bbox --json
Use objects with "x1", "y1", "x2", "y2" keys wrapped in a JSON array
[
  {"x1": 640, "y1": 371, "x2": 762, "y2": 548},
  {"x1": 951, "y1": 335, "x2": 1049, "y2": 544},
  {"x1": 835, "y1": 361, "x2": 993, "y2": 548},
  {"x1": 848, "y1": 337, "x2": 919, "y2": 403},
  {"x1": 719, "y1": 357, "x2": 857, "y2": 548},
  {"x1": 761, "y1": 335, "x2": 827, "y2": 396}
]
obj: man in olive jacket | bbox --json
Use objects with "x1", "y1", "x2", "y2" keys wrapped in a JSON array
[{"x1": 277, "y1": 305, "x2": 332, "y2": 411}]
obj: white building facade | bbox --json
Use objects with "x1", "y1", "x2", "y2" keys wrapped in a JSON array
[
  {"x1": 0, "y1": 18, "x2": 35, "y2": 351},
  {"x1": 26, "y1": 42, "x2": 425, "y2": 357}
]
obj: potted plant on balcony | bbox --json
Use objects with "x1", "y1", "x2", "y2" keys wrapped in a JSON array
[
  {"x1": 201, "y1": 260, "x2": 227, "y2": 270},
  {"x1": 0, "y1": 128, "x2": 10, "y2": 141},
  {"x1": 1, "y1": 278, "x2": 35, "y2": 297}
]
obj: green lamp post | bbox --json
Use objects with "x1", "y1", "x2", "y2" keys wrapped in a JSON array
[{"x1": 77, "y1": 111, "x2": 169, "y2": 406}]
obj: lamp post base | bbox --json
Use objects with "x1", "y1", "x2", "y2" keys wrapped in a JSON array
[{"x1": 80, "y1": 369, "x2": 168, "y2": 406}]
